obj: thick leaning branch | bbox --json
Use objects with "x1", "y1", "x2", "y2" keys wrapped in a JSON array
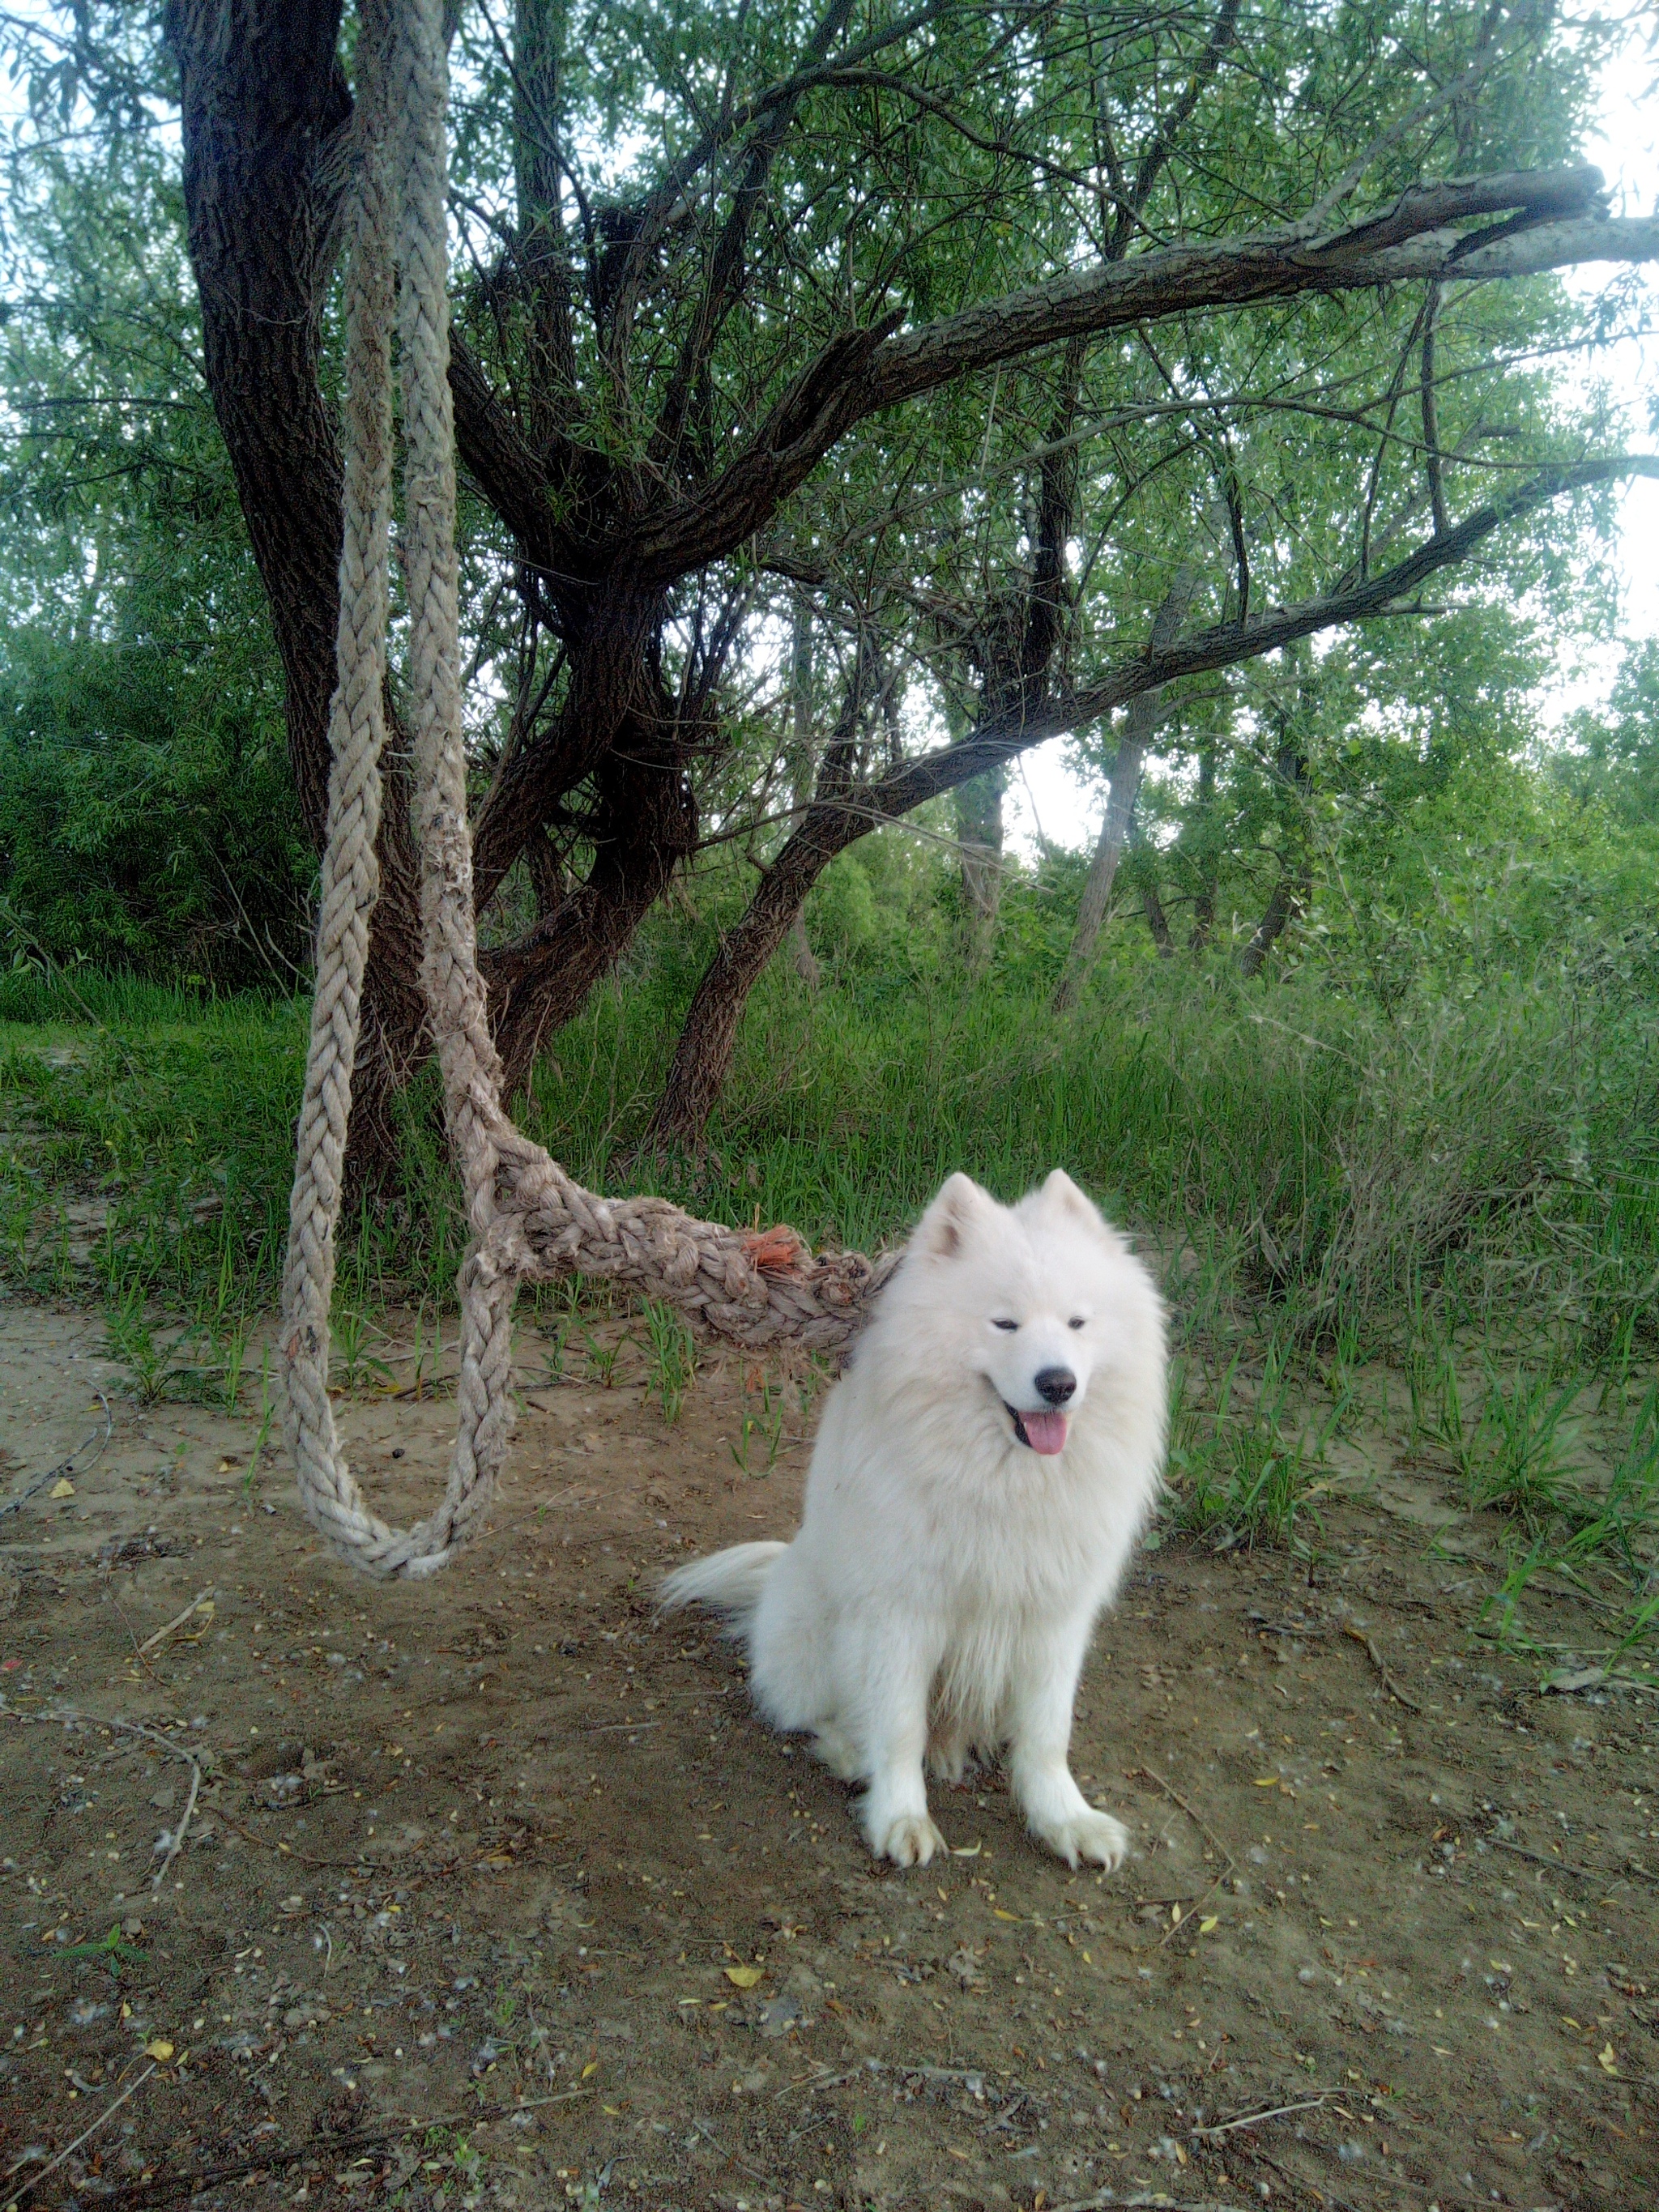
[
  {"x1": 616, "y1": 170, "x2": 1658, "y2": 582},
  {"x1": 642, "y1": 453, "x2": 1659, "y2": 1140},
  {"x1": 855, "y1": 455, "x2": 1659, "y2": 818}
]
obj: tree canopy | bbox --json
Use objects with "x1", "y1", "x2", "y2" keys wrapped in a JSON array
[{"x1": 1, "y1": 0, "x2": 1655, "y2": 1160}]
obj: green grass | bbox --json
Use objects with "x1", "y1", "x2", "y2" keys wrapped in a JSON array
[
  {"x1": 4, "y1": 939, "x2": 1657, "y2": 1362},
  {"x1": 1162, "y1": 1342, "x2": 1342, "y2": 1551},
  {"x1": 2, "y1": 937, "x2": 1657, "y2": 1640}
]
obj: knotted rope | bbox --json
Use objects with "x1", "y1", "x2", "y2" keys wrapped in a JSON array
[{"x1": 281, "y1": 0, "x2": 894, "y2": 1579}]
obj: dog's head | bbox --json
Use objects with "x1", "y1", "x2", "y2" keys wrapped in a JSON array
[{"x1": 899, "y1": 1169, "x2": 1161, "y2": 1458}]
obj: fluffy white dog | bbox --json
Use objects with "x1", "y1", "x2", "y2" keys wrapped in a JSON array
[{"x1": 659, "y1": 1170, "x2": 1166, "y2": 1870}]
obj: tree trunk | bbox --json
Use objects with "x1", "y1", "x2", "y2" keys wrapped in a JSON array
[
  {"x1": 1137, "y1": 844, "x2": 1175, "y2": 956},
  {"x1": 1188, "y1": 744, "x2": 1218, "y2": 952},
  {"x1": 1237, "y1": 865, "x2": 1307, "y2": 978},
  {"x1": 1239, "y1": 719, "x2": 1312, "y2": 980},
  {"x1": 170, "y1": 0, "x2": 429, "y2": 1189},
  {"x1": 488, "y1": 741, "x2": 698, "y2": 1096},
  {"x1": 955, "y1": 767, "x2": 1007, "y2": 966},
  {"x1": 789, "y1": 910, "x2": 821, "y2": 989},
  {"x1": 1053, "y1": 735, "x2": 1145, "y2": 1010},
  {"x1": 646, "y1": 648, "x2": 876, "y2": 1147},
  {"x1": 645, "y1": 842, "x2": 833, "y2": 1149},
  {"x1": 1055, "y1": 566, "x2": 1197, "y2": 1009},
  {"x1": 786, "y1": 598, "x2": 821, "y2": 989},
  {"x1": 168, "y1": 4, "x2": 672, "y2": 1174}
]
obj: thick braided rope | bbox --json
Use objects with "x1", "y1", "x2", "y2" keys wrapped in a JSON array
[
  {"x1": 281, "y1": 0, "x2": 898, "y2": 1580},
  {"x1": 280, "y1": 0, "x2": 411, "y2": 1570}
]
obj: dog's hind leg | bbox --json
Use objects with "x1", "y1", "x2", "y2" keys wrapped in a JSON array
[
  {"x1": 926, "y1": 1710, "x2": 976, "y2": 1785},
  {"x1": 1004, "y1": 1615, "x2": 1129, "y2": 1872},
  {"x1": 810, "y1": 1723, "x2": 862, "y2": 1780},
  {"x1": 746, "y1": 1549, "x2": 838, "y2": 1738}
]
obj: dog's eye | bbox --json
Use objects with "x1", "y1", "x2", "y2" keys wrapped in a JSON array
[
  {"x1": 992, "y1": 1318, "x2": 1019, "y2": 1332},
  {"x1": 1068, "y1": 1316, "x2": 1086, "y2": 1330}
]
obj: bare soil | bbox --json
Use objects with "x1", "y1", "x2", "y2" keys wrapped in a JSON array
[{"x1": 2, "y1": 1302, "x2": 1656, "y2": 2212}]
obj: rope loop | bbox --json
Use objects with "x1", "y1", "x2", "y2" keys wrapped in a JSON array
[{"x1": 280, "y1": 0, "x2": 893, "y2": 1577}]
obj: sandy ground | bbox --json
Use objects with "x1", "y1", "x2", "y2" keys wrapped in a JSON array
[{"x1": 2, "y1": 1300, "x2": 1657, "y2": 2212}]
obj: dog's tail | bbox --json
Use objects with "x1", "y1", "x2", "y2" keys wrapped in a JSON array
[{"x1": 657, "y1": 1540, "x2": 786, "y2": 1622}]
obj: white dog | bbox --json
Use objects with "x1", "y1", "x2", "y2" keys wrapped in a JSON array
[{"x1": 659, "y1": 1170, "x2": 1166, "y2": 1870}]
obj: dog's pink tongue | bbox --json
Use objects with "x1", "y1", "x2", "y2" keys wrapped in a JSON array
[{"x1": 1022, "y1": 1409, "x2": 1068, "y2": 1455}]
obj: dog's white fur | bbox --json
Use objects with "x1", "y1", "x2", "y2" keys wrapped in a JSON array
[{"x1": 659, "y1": 1170, "x2": 1166, "y2": 1870}]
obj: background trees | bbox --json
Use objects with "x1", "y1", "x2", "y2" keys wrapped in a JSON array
[{"x1": 1, "y1": 1, "x2": 1655, "y2": 1171}]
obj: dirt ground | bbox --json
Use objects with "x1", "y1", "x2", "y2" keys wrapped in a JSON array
[{"x1": 2, "y1": 1301, "x2": 1657, "y2": 2212}]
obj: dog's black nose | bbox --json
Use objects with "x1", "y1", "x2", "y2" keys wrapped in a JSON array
[{"x1": 1034, "y1": 1366, "x2": 1076, "y2": 1406}]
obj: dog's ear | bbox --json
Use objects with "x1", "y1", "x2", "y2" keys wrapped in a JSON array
[
  {"x1": 917, "y1": 1171, "x2": 993, "y2": 1259},
  {"x1": 1037, "y1": 1168, "x2": 1101, "y2": 1228}
]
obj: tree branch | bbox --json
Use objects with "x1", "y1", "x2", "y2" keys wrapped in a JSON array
[
  {"x1": 448, "y1": 331, "x2": 586, "y2": 583},
  {"x1": 1113, "y1": 0, "x2": 1239, "y2": 254},
  {"x1": 647, "y1": 0, "x2": 859, "y2": 464},
  {"x1": 787, "y1": 454, "x2": 1659, "y2": 841},
  {"x1": 1420, "y1": 279, "x2": 1448, "y2": 535},
  {"x1": 613, "y1": 168, "x2": 1656, "y2": 583}
]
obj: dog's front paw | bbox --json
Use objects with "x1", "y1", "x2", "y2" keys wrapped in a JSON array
[
  {"x1": 1035, "y1": 1806, "x2": 1130, "y2": 1872},
  {"x1": 869, "y1": 1811, "x2": 947, "y2": 1868}
]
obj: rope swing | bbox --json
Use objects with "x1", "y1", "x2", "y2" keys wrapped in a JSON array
[{"x1": 281, "y1": 0, "x2": 893, "y2": 1579}]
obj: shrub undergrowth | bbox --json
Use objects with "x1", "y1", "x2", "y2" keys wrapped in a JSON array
[{"x1": 2, "y1": 908, "x2": 1655, "y2": 1652}]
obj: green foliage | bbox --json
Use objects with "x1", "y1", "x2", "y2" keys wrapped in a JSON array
[
  {"x1": 0, "y1": 620, "x2": 311, "y2": 987},
  {"x1": 58, "y1": 1923, "x2": 146, "y2": 1971},
  {"x1": 641, "y1": 1298, "x2": 697, "y2": 1425},
  {"x1": 0, "y1": 83, "x2": 314, "y2": 987},
  {"x1": 1558, "y1": 639, "x2": 1659, "y2": 827},
  {"x1": 7, "y1": 825, "x2": 1654, "y2": 1380},
  {"x1": 1163, "y1": 1345, "x2": 1339, "y2": 1550}
]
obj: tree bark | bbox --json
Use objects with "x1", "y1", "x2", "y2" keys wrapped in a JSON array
[
  {"x1": 786, "y1": 597, "x2": 821, "y2": 989},
  {"x1": 1239, "y1": 715, "x2": 1313, "y2": 979},
  {"x1": 1055, "y1": 566, "x2": 1198, "y2": 1008},
  {"x1": 644, "y1": 642, "x2": 876, "y2": 1147},
  {"x1": 168, "y1": 0, "x2": 429, "y2": 1187},
  {"x1": 955, "y1": 768, "x2": 1007, "y2": 966},
  {"x1": 1188, "y1": 744, "x2": 1218, "y2": 953},
  {"x1": 642, "y1": 836, "x2": 838, "y2": 1149},
  {"x1": 1053, "y1": 742, "x2": 1145, "y2": 1009},
  {"x1": 487, "y1": 739, "x2": 699, "y2": 1096},
  {"x1": 1237, "y1": 863, "x2": 1308, "y2": 978},
  {"x1": 789, "y1": 910, "x2": 821, "y2": 989},
  {"x1": 1136, "y1": 842, "x2": 1175, "y2": 956}
]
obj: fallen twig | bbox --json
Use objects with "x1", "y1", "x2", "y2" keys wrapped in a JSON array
[
  {"x1": 1486, "y1": 1834, "x2": 1658, "y2": 1890},
  {"x1": 137, "y1": 1588, "x2": 215, "y2": 1656},
  {"x1": 108, "y1": 1591, "x2": 159, "y2": 1681},
  {"x1": 4, "y1": 2061, "x2": 156, "y2": 2198},
  {"x1": 1128, "y1": 1764, "x2": 1236, "y2": 1946},
  {"x1": 106, "y1": 1715, "x2": 205, "y2": 1893},
  {"x1": 1130, "y1": 1765, "x2": 1236, "y2": 1871},
  {"x1": 0, "y1": 1392, "x2": 113, "y2": 1521},
  {"x1": 1342, "y1": 1623, "x2": 1423, "y2": 1711},
  {"x1": 151, "y1": 1745, "x2": 200, "y2": 1891},
  {"x1": 0, "y1": 1702, "x2": 203, "y2": 1894},
  {"x1": 1190, "y1": 2090, "x2": 1340, "y2": 2138}
]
